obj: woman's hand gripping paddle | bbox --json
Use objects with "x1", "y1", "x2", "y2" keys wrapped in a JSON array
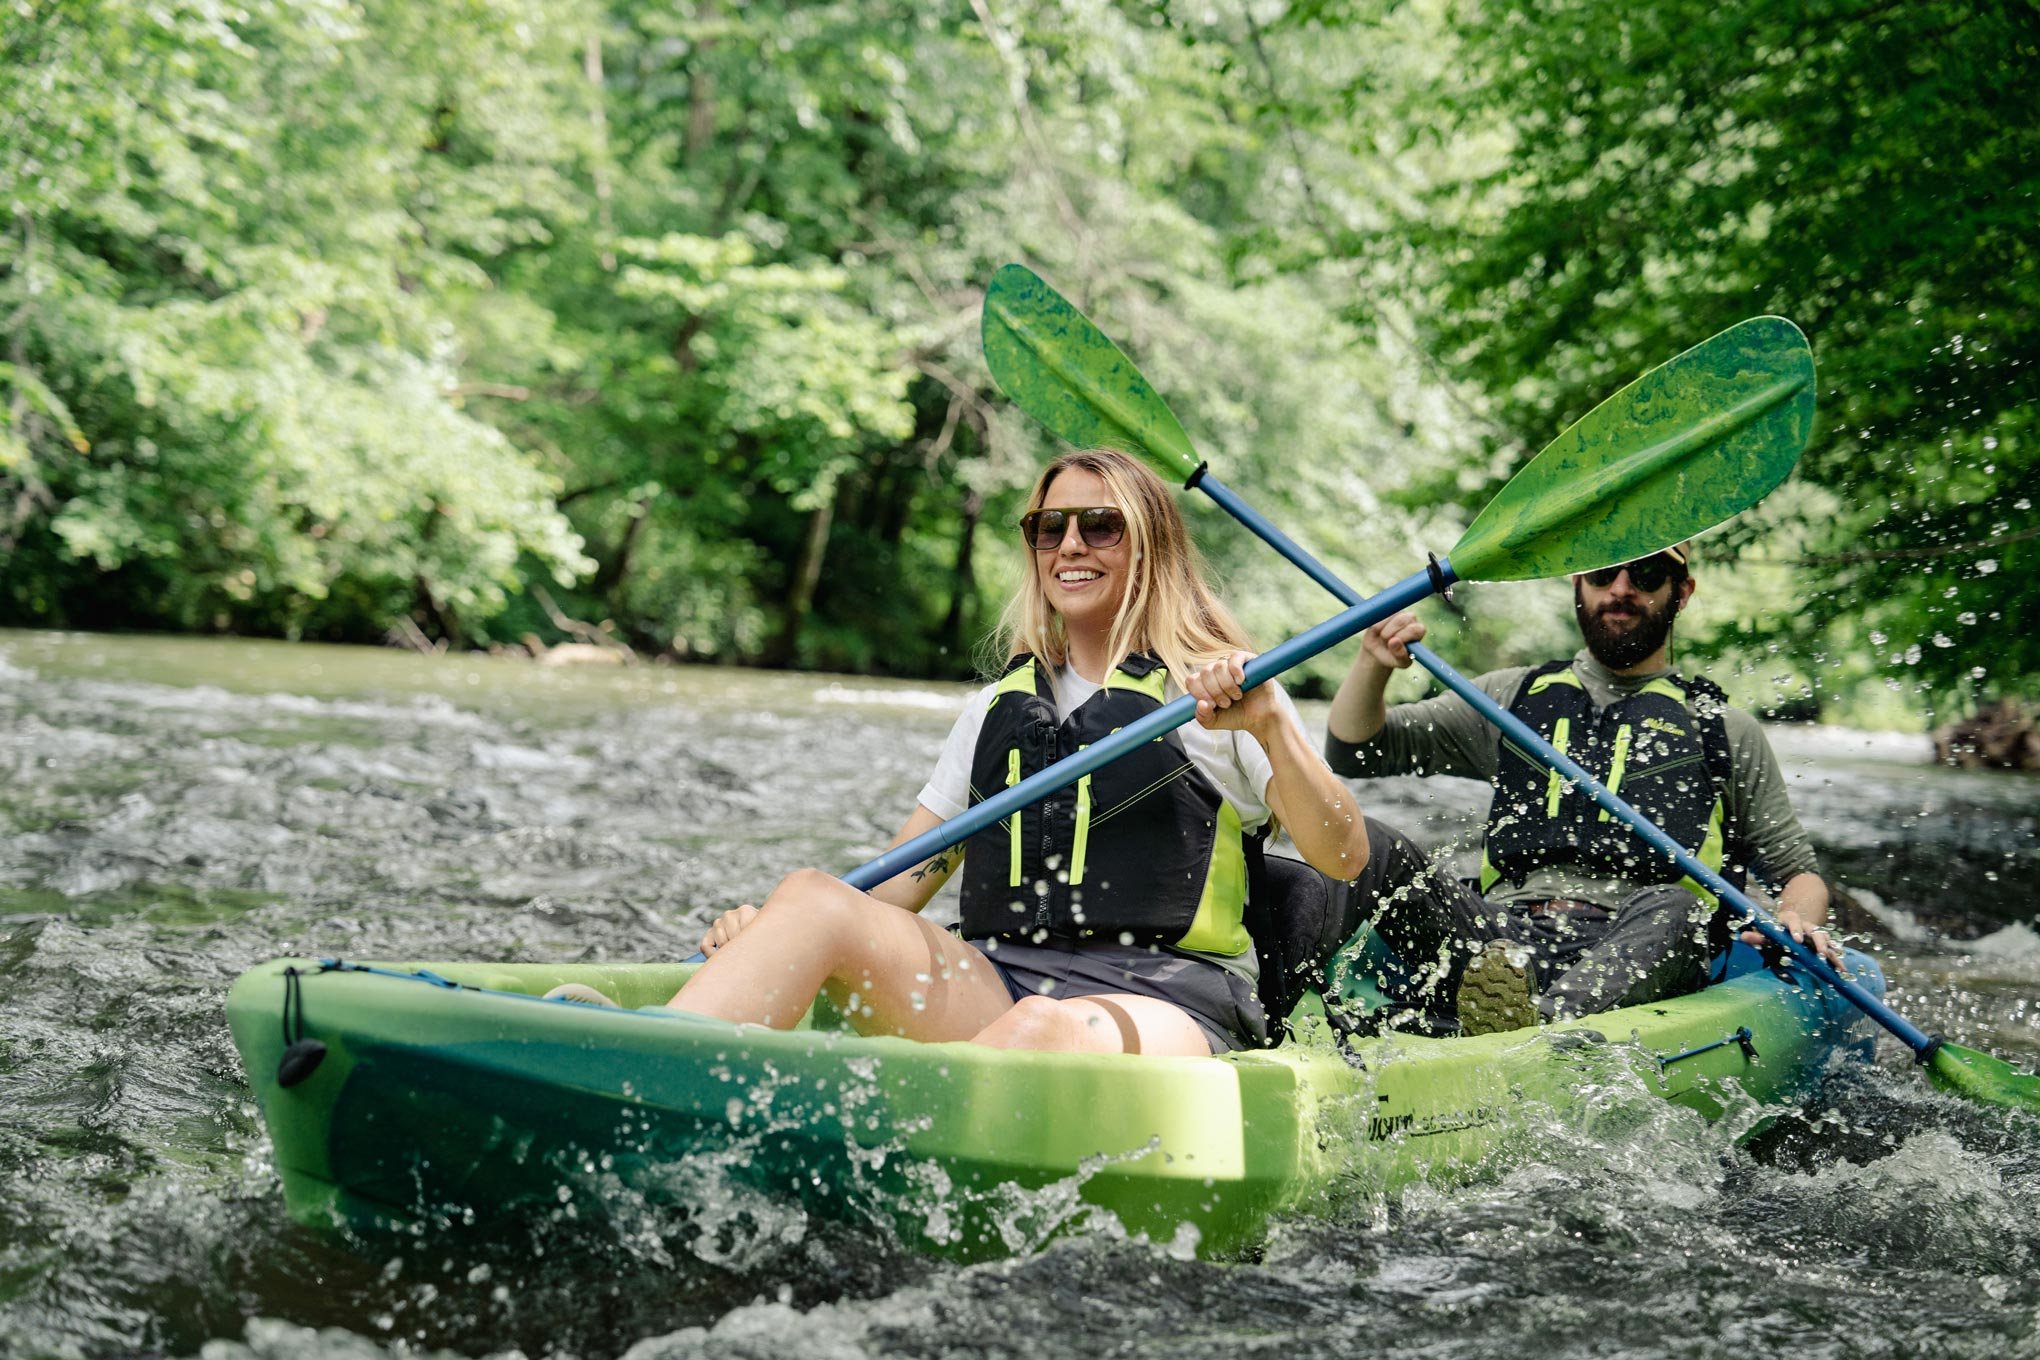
[{"x1": 984, "y1": 263, "x2": 2040, "y2": 1115}]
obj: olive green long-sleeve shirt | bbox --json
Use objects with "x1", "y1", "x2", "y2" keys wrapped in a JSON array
[{"x1": 1324, "y1": 650, "x2": 1822, "y2": 909}]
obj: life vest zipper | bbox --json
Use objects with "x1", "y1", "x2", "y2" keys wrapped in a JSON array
[{"x1": 1036, "y1": 730, "x2": 1056, "y2": 929}]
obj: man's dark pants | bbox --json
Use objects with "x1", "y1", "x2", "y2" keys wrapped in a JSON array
[{"x1": 1346, "y1": 818, "x2": 1717, "y2": 1021}]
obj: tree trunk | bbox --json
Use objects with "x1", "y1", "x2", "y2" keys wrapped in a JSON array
[
  {"x1": 874, "y1": 457, "x2": 912, "y2": 545},
  {"x1": 592, "y1": 488, "x2": 655, "y2": 597},
  {"x1": 584, "y1": 31, "x2": 616, "y2": 271},
  {"x1": 687, "y1": 1, "x2": 717, "y2": 166},
  {"x1": 763, "y1": 493, "x2": 835, "y2": 668},
  {"x1": 939, "y1": 488, "x2": 982, "y2": 669},
  {"x1": 411, "y1": 505, "x2": 463, "y2": 647}
]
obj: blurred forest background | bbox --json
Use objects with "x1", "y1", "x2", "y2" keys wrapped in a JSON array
[{"x1": 2, "y1": 0, "x2": 2034, "y2": 724}]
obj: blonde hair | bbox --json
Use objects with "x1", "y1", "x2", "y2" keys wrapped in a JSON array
[{"x1": 991, "y1": 449, "x2": 1253, "y2": 686}]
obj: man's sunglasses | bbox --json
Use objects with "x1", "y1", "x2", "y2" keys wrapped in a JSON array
[
  {"x1": 1019, "y1": 506, "x2": 1127, "y2": 551},
  {"x1": 1582, "y1": 554, "x2": 1685, "y2": 592}
]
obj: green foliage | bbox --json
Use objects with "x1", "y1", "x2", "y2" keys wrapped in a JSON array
[
  {"x1": 6, "y1": 0, "x2": 2026, "y2": 720},
  {"x1": 0, "y1": 0, "x2": 1446, "y2": 682},
  {"x1": 0, "y1": 0, "x2": 592, "y2": 639},
  {"x1": 446, "y1": 0, "x2": 1440, "y2": 680},
  {"x1": 1360, "y1": 0, "x2": 2040, "y2": 709}
]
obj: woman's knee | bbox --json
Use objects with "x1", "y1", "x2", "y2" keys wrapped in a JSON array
[
  {"x1": 765, "y1": 866, "x2": 842, "y2": 905},
  {"x1": 974, "y1": 994, "x2": 1078, "y2": 1050},
  {"x1": 761, "y1": 868, "x2": 920, "y2": 976},
  {"x1": 735, "y1": 871, "x2": 869, "y2": 965},
  {"x1": 760, "y1": 868, "x2": 868, "y2": 930}
]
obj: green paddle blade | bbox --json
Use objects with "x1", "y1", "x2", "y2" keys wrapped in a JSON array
[
  {"x1": 1928, "y1": 1042, "x2": 2040, "y2": 1115},
  {"x1": 1449, "y1": 317, "x2": 1815, "y2": 582},
  {"x1": 982, "y1": 263, "x2": 1203, "y2": 484}
]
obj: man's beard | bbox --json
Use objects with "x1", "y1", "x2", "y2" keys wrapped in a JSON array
[{"x1": 1575, "y1": 581, "x2": 1678, "y2": 670}]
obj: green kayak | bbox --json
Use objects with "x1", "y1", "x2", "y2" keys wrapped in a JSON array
[{"x1": 227, "y1": 948, "x2": 1882, "y2": 1258}]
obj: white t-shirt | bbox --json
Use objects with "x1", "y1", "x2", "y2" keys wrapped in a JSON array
[{"x1": 916, "y1": 664, "x2": 1304, "y2": 832}]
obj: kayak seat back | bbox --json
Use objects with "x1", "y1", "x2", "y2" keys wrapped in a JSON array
[{"x1": 1242, "y1": 844, "x2": 1350, "y2": 1042}]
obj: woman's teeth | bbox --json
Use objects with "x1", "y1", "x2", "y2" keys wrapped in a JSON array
[{"x1": 1058, "y1": 570, "x2": 1101, "y2": 583}]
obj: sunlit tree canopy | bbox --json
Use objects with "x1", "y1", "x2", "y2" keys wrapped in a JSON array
[{"x1": 3, "y1": 0, "x2": 2031, "y2": 721}]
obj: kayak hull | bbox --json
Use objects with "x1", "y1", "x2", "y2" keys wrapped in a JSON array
[{"x1": 226, "y1": 952, "x2": 1882, "y2": 1259}]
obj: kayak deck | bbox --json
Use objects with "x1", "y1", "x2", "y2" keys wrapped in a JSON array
[{"x1": 226, "y1": 951, "x2": 1882, "y2": 1259}]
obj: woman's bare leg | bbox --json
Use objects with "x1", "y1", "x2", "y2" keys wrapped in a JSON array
[
  {"x1": 970, "y1": 993, "x2": 1215, "y2": 1056},
  {"x1": 667, "y1": 868, "x2": 1015, "y2": 1041}
]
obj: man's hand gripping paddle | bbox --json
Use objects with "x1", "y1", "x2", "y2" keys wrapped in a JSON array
[{"x1": 983, "y1": 262, "x2": 2040, "y2": 1115}]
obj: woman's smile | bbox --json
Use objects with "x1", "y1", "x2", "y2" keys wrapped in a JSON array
[{"x1": 1055, "y1": 566, "x2": 1104, "y2": 590}]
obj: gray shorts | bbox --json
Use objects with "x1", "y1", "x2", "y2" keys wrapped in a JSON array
[{"x1": 969, "y1": 935, "x2": 1268, "y2": 1054}]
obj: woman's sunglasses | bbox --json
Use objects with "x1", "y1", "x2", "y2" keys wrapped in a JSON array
[
  {"x1": 1019, "y1": 506, "x2": 1127, "y2": 551},
  {"x1": 1582, "y1": 553, "x2": 1684, "y2": 592}
]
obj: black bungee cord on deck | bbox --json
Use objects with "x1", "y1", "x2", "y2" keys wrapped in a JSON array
[{"x1": 277, "y1": 965, "x2": 328, "y2": 1087}]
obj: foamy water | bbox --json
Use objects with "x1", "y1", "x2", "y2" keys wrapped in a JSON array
[{"x1": 0, "y1": 630, "x2": 2033, "y2": 1360}]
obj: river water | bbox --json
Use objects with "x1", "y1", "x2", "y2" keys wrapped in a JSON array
[{"x1": 1, "y1": 629, "x2": 2035, "y2": 1359}]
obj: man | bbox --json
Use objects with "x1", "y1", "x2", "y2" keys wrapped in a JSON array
[{"x1": 1323, "y1": 543, "x2": 1841, "y2": 1035}]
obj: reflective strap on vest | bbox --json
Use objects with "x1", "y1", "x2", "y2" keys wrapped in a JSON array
[
  {"x1": 1106, "y1": 664, "x2": 1170, "y2": 704},
  {"x1": 992, "y1": 663, "x2": 1039, "y2": 704},
  {"x1": 1529, "y1": 669, "x2": 1583, "y2": 694},
  {"x1": 1640, "y1": 676, "x2": 1688, "y2": 704},
  {"x1": 1006, "y1": 748, "x2": 1022, "y2": 889},
  {"x1": 993, "y1": 658, "x2": 1037, "y2": 891},
  {"x1": 1545, "y1": 717, "x2": 1572, "y2": 818},
  {"x1": 1071, "y1": 765, "x2": 1092, "y2": 886},
  {"x1": 1677, "y1": 797, "x2": 1728, "y2": 906},
  {"x1": 1598, "y1": 722, "x2": 1633, "y2": 823}
]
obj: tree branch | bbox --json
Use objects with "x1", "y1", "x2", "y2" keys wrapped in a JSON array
[
  {"x1": 444, "y1": 381, "x2": 532, "y2": 401},
  {"x1": 532, "y1": 584, "x2": 637, "y2": 659}
]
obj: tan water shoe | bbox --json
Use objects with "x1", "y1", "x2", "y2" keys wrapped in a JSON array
[
  {"x1": 543, "y1": 982, "x2": 619, "y2": 1007},
  {"x1": 1457, "y1": 943, "x2": 1540, "y2": 1036}
]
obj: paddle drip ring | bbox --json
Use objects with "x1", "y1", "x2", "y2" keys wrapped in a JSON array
[{"x1": 1426, "y1": 552, "x2": 1457, "y2": 610}]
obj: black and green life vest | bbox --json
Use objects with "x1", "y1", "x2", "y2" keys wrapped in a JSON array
[
  {"x1": 957, "y1": 653, "x2": 1252, "y2": 955},
  {"x1": 1480, "y1": 660, "x2": 1737, "y2": 901}
]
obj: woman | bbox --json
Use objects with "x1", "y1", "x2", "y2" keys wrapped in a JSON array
[{"x1": 560, "y1": 449, "x2": 1371, "y2": 1055}]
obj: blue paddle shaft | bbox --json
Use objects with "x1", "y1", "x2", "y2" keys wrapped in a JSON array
[
  {"x1": 1196, "y1": 473, "x2": 1364, "y2": 607},
  {"x1": 1194, "y1": 469, "x2": 1937, "y2": 1058},
  {"x1": 844, "y1": 563, "x2": 1450, "y2": 892}
]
